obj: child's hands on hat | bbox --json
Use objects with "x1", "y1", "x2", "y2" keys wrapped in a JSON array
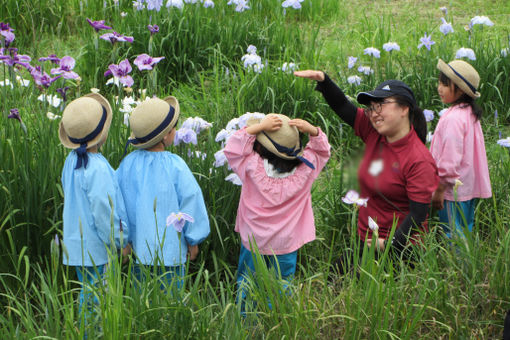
[
  {"x1": 294, "y1": 70, "x2": 325, "y2": 82},
  {"x1": 188, "y1": 244, "x2": 199, "y2": 261},
  {"x1": 246, "y1": 115, "x2": 282, "y2": 135},
  {"x1": 289, "y1": 119, "x2": 319, "y2": 136}
]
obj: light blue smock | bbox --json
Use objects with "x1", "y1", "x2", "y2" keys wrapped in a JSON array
[
  {"x1": 61, "y1": 151, "x2": 128, "y2": 266},
  {"x1": 116, "y1": 150, "x2": 210, "y2": 266}
]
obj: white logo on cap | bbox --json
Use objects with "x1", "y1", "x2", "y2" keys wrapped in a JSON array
[{"x1": 382, "y1": 85, "x2": 391, "y2": 91}]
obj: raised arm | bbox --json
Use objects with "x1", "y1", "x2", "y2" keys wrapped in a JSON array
[{"x1": 294, "y1": 70, "x2": 358, "y2": 128}]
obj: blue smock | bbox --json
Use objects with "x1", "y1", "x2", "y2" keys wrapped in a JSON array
[
  {"x1": 61, "y1": 151, "x2": 128, "y2": 266},
  {"x1": 116, "y1": 150, "x2": 210, "y2": 266}
]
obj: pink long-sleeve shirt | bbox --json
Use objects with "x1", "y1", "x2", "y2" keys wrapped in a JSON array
[
  {"x1": 430, "y1": 104, "x2": 492, "y2": 201},
  {"x1": 224, "y1": 128, "x2": 331, "y2": 255}
]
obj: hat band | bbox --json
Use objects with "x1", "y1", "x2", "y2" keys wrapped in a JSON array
[
  {"x1": 68, "y1": 106, "x2": 107, "y2": 170},
  {"x1": 122, "y1": 106, "x2": 175, "y2": 156},
  {"x1": 446, "y1": 63, "x2": 477, "y2": 95},
  {"x1": 262, "y1": 132, "x2": 315, "y2": 170}
]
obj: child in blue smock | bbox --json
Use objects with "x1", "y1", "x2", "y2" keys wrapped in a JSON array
[
  {"x1": 116, "y1": 96, "x2": 210, "y2": 289},
  {"x1": 59, "y1": 93, "x2": 128, "y2": 329}
]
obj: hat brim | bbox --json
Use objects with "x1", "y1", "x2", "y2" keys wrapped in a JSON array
[
  {"x1": 437, "y1": 59, "x2": 480, "y2": 99},
  {"x1": 356, "y1": 90, "x2": 394, "y2": 106},
  {"x1": 59, "y1": 93, "x2": 113, "y2": 149},
  {"x1": 129, "y1": 96, "x2": 180, "y2": 149},
  {"x1": 247, "y1": 114, "x2": 302, "y2": 160}
]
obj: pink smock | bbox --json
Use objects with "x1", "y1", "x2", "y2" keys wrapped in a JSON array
[{"x1": 224, "y1": 128, "x2": 331, "y2": 255}]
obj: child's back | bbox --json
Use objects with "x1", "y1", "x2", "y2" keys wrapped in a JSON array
[{"x1": 117, "y1": 96, "x2": 209, "y2": 269}]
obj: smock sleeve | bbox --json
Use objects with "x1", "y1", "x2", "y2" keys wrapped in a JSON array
[
  {"x1": 223, "y1": 128, "x2": 257, "y2": 182},
  {"x1": 85, "y1": 163, "x2": 126, "y2": 249},
  {"x1": 175, "y1": 160, "x2": 210, "y2": 246},
  {"x1": 301, "y1": 127, "x2": 331, "y2": 176}
]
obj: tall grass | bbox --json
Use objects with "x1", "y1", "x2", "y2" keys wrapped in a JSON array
[{"x1": 1, "y1": 0, "x2": 510, "y2": 338}]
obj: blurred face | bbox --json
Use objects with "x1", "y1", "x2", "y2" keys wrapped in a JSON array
[
  {"x1": 437, "y1": 81, "x2": 463, "y2": 104},
  {"x1": 365, "y1": 97, "x2": 410, "y2": 140}
]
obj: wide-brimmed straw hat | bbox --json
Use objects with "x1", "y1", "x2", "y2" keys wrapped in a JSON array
[
  {"x1": 437, "y1": 59, "x2": 481, "y2": 98},
  {"x1": 59, "y1": 93, "x2": 112, "y2": 149},
  {"x1": 248, "y1": 113, "x2": 315, "y2": 169},
  {"x1": 127, "y1": 96, "x2": 180, "y2": 149},
  {"x1": 59, "y1": 93, "x2": 112, "y2": 169}
]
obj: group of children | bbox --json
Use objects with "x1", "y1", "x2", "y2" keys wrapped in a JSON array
[{"x1": 59, "y1": 58, "x2": 491, "y2": 319}]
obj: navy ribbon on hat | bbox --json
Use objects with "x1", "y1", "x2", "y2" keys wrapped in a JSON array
[
  {"x1": 122, "y1": 106, "x2": 175, "y2": 157},
  {"x1": 261, "y1": 132, "x2": 315, "y2": 170},
  {"x1": 68, "y1": 106, "x2": 107, "y2": 170},
  {"x1": 446, "y1": 63, "x2": 477, "y2": 95}
]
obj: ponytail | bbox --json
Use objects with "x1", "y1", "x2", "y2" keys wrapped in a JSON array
[{"x1": 394, "y1": 95, "x2": 427, "y2": 144}]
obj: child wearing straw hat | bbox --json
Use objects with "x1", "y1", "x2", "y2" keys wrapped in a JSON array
[
  {"x1": 223, "y1": 114, "x2": 330, "y2": 314},
  {"x1": 431, "y1": 59, "x2": 492, "y2": 238},
  {"x1": 59, "y1": 93, "x2": 129, "y2": 326},
  {"x1": 116, "y1": 96, "x2": 210, "y2": 289}
]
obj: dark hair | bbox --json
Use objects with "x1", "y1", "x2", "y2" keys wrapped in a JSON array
[
  {"x1": 253, "y1": 140, "x2": 302, "y2": 173},
  {"x1": 439, "y1": 72, "x2": 483, "y2": 120}
]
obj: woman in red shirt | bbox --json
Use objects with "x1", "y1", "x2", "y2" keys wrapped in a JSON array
[{"x1": 295, "y1": 70, "x2": 439, "y2": 273}]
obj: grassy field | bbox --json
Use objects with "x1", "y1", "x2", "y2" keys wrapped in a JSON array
[{"x1": 1, "y1": 0, "x2": 510, "y2": 338}]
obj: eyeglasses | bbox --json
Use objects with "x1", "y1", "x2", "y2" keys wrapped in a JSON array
[{"x1": 365, "y1": 100, "x2": 398, "y2": 116}]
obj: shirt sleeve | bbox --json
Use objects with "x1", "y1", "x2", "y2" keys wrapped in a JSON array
[
  {"x1": 223, "y1": 128, "x2": 257, "y2": 182},
  {"x1": 86, "y1": 163, "x2": 125, "y2": 249},
  {"x1": 354, "y1": 108, "x2": 375, "y2": 143},
  {"x1": 315, "y1": 73, "x2": 358, "y2": 128},
  {"x1": 175, "y1": 161, "x2": 210, "y2": 246},
  {"x1": 433, "y1": 116, "x2": 466, "y2": 186},
  {"x1": 301, "y1": 128, "x2": 331, "y2": 176},
  {"x1": 405, "y1": 159, "x2": 439, "y2": 204}
]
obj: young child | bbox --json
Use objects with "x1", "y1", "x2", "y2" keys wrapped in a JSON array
[
  {"x1": 431, "y1": 59, "x2": 492, "y2": 238},
  {"x1": 116, "y1": 96, "x2": 210, "y2": 289},
  {"x1": 59, "y1": 93, "x2": 128, "y2": 327},
  {"x1": 223, "y1": 114, "x2": 330, "y2": 313}
]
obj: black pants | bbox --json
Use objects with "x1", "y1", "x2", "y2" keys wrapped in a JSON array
[{"x1": 504, "y1": 310, "x2": 510, "y2": 340}]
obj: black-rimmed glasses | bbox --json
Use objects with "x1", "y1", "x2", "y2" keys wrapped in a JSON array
[{"x1": 365, "y1": 100, "x2": 398, "y2": 116}]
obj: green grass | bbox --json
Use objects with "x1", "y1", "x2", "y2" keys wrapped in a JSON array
[{"x1": 1, "y1": 0, "x2": 510, "y2": 338}]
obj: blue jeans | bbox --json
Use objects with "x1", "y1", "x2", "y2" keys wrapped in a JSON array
[
  {"x1": 236, "y1": 243, "x2": 297, "y2": 315},
  {"x1": 438, "y1": 199, "x2": 477, "y2": 238},
  {"x1": 75, "y1": 265, "x2": 105, "y2": 336}
]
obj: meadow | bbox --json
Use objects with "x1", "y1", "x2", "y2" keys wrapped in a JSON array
[{"x1": 1, "y1": 0, "x2": 510, "y2": 338}]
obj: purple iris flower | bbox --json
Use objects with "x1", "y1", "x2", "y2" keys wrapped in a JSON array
[
  {"x1": 174, "y1": 128, "x2": 198, "y2": 146},
  {"x1": 57, "y1": 86, "x2": 70, "y2": 102},
  {"x1": 39, "y1": 54, "x2": 61, "y2": 64},
  {"x1": 418, "y1": 33, "x2": 435, "y2": 50},
  {"x1": 0, "y1": 49, "x2": 31, "y2": 69},
  {"x1": 100, "y1": 31, "x2": 134, "y2": 44},
  {"x1": 86, "y1": 19, "x2": 112, "y2": 33},
  {"x1": 133, "y1": 53, "x2": 165, "y2": 71},
  {"x1": 51, "y1": 56, "x2": 80, "y2": 79},
  {"x1": 166, "y1": 212, "x2": 194, "y2": 233},
  {"x1": 0, "y1": 22, "x2": 15, "y2": 47},
  {"x1": 147, "y1": 0, "x2": 163, "y2": 11},
  {"x1": 423, "y1": 109, "x2": 434, "y2": 122},
  {"x1": 8, "y1": 108, "x2": 21, "y2": 122},
  {"x1": 107, "y1": 59, "x2": 134, "y2": 87},
  {"x1": 8, "y1": 108, "x2": 27, "y2": 134},
  {"x1": 31, "y1": 67, "x2": 61, "y2": 88},
  {"x1": 147, "y1": 24, "x2": 159, "y2": 35}
]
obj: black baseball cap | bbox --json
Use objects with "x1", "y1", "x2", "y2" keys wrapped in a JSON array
[{"x1": 357, "y1": 80, "x2": 417, "y2": 108}]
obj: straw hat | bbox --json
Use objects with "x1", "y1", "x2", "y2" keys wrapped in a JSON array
[
  {"x1": 59, "y1": 93, "x2": 112, "y2": 149},
  {"x1": 128, "y1": 96, "x2": 180, "y2": 149},
  {"x1": 437, "y1": 59, "x2": 481, "y2": 98},
  {"x1": 248, "y1": 113, "x2": 302, "y2": 160}
]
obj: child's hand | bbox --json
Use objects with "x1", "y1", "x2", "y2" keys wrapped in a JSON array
[
  {"x1": 289, "y1": 119, "x2": 319, "y2": 136},
  {"x1": 187, "y1": 244, "x2": 199, "y2": 261},
  {"x1": 122, "y1": 243, "x2": 132, "y2": 264},
  {"x1": 294, "y1": 70, "x2": 325, "y2": 82},
  {"x1": 432, "y1": 190, "x2": 445, "y2": 210},
  {"x1": 246, "y1": 115, "x2": 282, "y2": 135}
]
